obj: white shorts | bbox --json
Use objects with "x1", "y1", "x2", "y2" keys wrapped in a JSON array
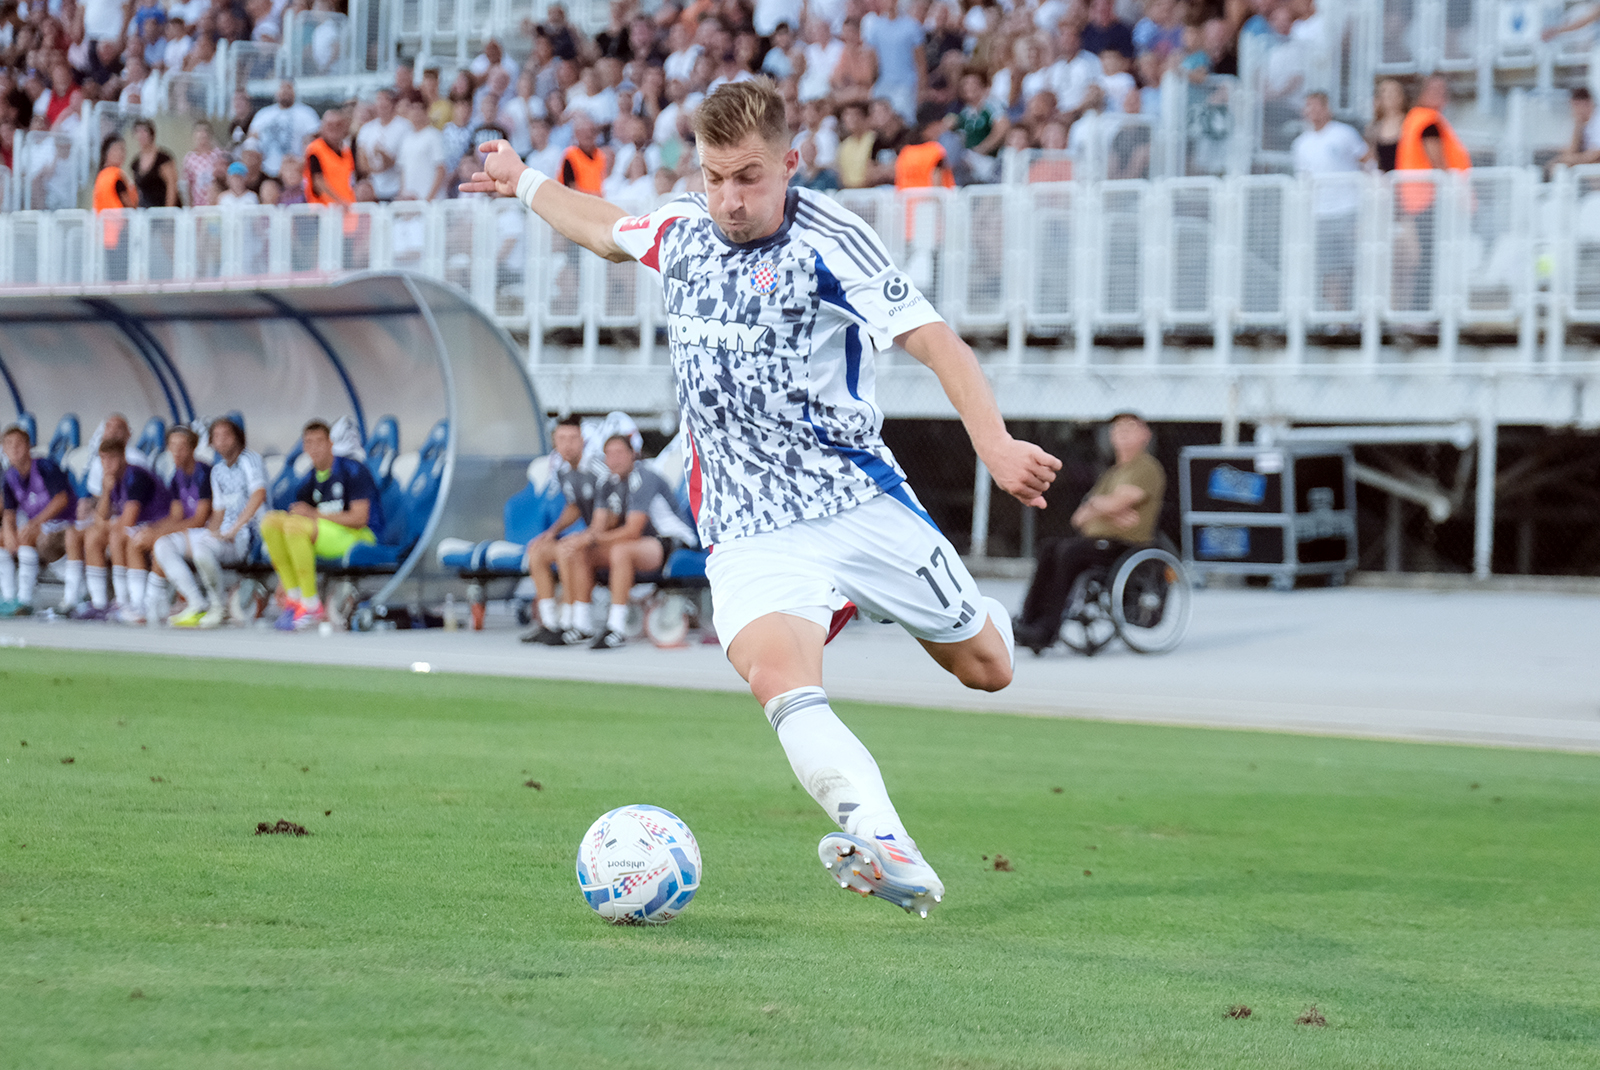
[
  {"x1": 706, "y1": 487, "x2": 987, "y2": 648},
  {"x1": 15, "y1": 513, "x2": 70, "y2": 536},
  {"x1": 178, "y1": 527, "x2": 254, "y2": 565}
]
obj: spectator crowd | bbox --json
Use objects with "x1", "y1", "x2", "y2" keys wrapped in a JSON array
[{"x1": 0, "y1": 0, "x2": 1340, "y2": 210}]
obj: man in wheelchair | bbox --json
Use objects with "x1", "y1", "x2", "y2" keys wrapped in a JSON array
[{"x1": 1013, "y1": 412, "x2": 1166, "y2": 654}]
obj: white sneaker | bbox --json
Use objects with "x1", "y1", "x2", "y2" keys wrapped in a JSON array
[
  {"x1": 818, "y1": 831, "x2": 945, "y2": 918},
  {"x1": 111, "y1": 603, "x2": 145, "y2": 626},
  {"x1": 198, "y1": 606, "x2": 227, "y2": 629}
]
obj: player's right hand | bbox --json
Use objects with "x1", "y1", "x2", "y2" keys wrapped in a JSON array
[
  {"x1": 983, "y1": 436, "x2": 1061, "y2": 510},
  {"x1": 460, "y1": 140, "x2": 526, "y2": 197}
]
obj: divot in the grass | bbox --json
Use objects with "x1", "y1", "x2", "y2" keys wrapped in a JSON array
[
  {"x1": 1226, "y1": 1005, "x2": 1252, "y2": 1019},
  {"x1": 1296, "y1": 1005, "x2": 1327, "y2": 1026},
  {"x1": 255, "y1": 820, "x2": 310, "y2": 836}
]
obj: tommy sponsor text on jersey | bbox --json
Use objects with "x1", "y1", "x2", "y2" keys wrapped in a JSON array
[{"x1": 611, "y1": 187, "x2": 941, "y2": 545}]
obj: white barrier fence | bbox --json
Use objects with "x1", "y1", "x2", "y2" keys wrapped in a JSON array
[{"x1": 7, "y1": 167, "x2": 1600, "y2": 367}]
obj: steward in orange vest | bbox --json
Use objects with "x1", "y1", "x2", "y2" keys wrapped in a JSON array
[
  {"x1": 93, "y1": 134, "x2": 137, "y2": 249},
  {"x1": 895, "y1": 105, "x2": 958, "y2": 191},
  {"x1": 304, "y1": 112, "x2": 356, "y2": 207},
  {"x1": 1395, "y1": 79, "x2": 1470, "y2": 214},
  {"x1": 560, "y1": 143, "x2": 607, "y2": 195}
]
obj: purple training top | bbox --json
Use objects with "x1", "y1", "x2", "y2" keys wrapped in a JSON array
[
  {"x1": 2, "y1": 456, "x2": 75, "y2": 520},
  {"x1": 168, "y1": 460, "x2": 212, "y2": 520},
  {"x1": 108, "y1": 463, "x2": 172, "y2": 523}
]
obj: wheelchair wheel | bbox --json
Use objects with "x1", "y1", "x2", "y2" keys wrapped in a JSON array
[
  {"x1": 1060, "y1": 576, "x2": 1117, "y2": 656},
  {"x1": 644, "y1": 592, "x2": 692, "y2": 647},
  {"x1": 229, "y1": 578, "x2": 267, "y2": 623},
  {"x1": 1110, "y1": 547, "x2": 1191, "y2": 654}
]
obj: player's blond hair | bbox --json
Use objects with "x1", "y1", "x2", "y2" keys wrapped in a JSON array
[{"x1": 692, "y1": 78, "x2": 788, "y2": 151}]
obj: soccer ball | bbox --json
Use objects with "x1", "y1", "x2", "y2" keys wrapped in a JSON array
[{"x1": 576, "y1": 805, "x2": 701, "y2": 925}]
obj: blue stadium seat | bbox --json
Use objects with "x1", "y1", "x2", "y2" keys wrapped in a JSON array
[
  {"x1": 268, "y1": 442, "x2": 304, "y2": 509},
  {"x1": 48, "y1": 414, "x2": 79, "y2": 466},
  {"x1": 15, "y1": 412, "x2": 37, "y2": 447},
  {"x1": 135, "y1": 417, "x2": 166, "y2": 458},
  {"x1": 364, "y1": 415, "x2": 400, "y2": 489}
]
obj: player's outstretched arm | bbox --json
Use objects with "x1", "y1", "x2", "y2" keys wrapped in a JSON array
[
  {"x1": 460, "y1": 140, "x2": 634, "y2": 264},
  {"x1": 899, "y1": 321, "x2": 1061, "y2": 509}
]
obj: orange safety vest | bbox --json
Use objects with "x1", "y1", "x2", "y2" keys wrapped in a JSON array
[
  {"x1": 1394, "y1": 107, "x2": 1470, "y2": 214},
  {"x1": 304, "y1": 136, "x2": 355, "y2": 206},
  {"x1": 93, "y1": 166, "x2": 131, "y2": 249},
  {"x1": 561, "y1": 145, "x2": 607, "y2": 195},
  {"x1": 894, "y1": 141, "x2": 955, "y2": 191}
]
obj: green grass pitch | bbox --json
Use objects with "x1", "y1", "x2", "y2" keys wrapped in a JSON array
[{"x1": 2, "y1": 648, "x2": 1597, "y2": 1068}]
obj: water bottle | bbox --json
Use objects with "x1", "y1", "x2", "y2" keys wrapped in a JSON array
[{"x1": 443, "y1": 593, "x2": 457, "y2": 631}]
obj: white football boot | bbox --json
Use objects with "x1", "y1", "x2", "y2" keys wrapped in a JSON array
[{"x1": 818, "y1": 831, "x2": 945, "y2": 918}]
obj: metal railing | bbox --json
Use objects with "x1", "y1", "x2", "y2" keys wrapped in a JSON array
[{"x1": 6, "y1": 168, "x2": 1600, "y2": 368}]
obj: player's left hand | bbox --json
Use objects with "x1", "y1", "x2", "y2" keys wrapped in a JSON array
[
  {"x1": 982, "y1": 435, "x2": 1060, "y2": 509},
  {"x1": 460, "y1": 140, "x2": 526, "y2": 197}
]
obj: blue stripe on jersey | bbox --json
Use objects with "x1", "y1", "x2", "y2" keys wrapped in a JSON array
[
  {"x1": 886, "y1": 483, "x2": 941, "y2": 532},
  {"x1": 802, "y1": 400, "x2": 905, "y2": 496},
  {"x1": 813, "y1": 254, "x2": 866, "y2": 399}
]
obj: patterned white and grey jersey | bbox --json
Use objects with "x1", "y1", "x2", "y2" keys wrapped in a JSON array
[
  {"x1": 209, "y1": 449, "x2": 267, "y2": 533},
  {"x1": 611, "y1": 187, "x2": 942, "y2": 546}
]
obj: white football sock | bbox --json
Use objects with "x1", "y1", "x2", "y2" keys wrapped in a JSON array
[
  {"x1": 764, "y1": 686, "x2": 906, "y2": 841},
  {"x1": 87, "y1": 565, "x2": 109, "y2": 609},
  {"x1": 127, "y1": 568, "x2": 148, "y2": 611},
  {"x1": 62, "y1": 559, "x2": 86, "y2": 608},
  {"x1": 146, "y1": 574, "x2": 169, "y2": 621},
  {"x1": 538, "y1": 597, "x2": 558, "y2": 630},
  {"x1": 112, "y1": 565, "x2": 129, "y2": 606},
  {"x1": 302, "y1": 594, "x2": 321, "y2": 611},
  {"x1": 606, "y1": 603, "x2": 628, "y2": 633},
  {"x1": 153, "y1": 535, "x2": 204, "y2": 610},
  {"x1": 572, "y1": 601, "x2": 593, "y2": 634},
  {"x1": 983, "y1": 595, "x2": 1014, "y2": 670},
  {"x1": 17, "y1": 546, "x2": 38, "y2": 602},
  {"x1": 0, "y1": 550, "x2": 16, "y2": 601},
  {"x1": 558, "y1": 601, "x2": 573, "y2": 629},
  {"x1": 192, "y1": 543, "x2": 225, "y2": 604}
]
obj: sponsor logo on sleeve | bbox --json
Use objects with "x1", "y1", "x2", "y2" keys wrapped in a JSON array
[
  {"x1": 882, "y1": 275, "x2": 910, "y2": 302},
  {"x1": 617, "y1": 214, "x2": 652, "y2": 232}
]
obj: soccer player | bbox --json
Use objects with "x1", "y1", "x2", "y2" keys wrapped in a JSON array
[
  {"x1": 1, "y1": 423, "x2": 83, "y2": 616},
  {"x1": 557, "y1": 432, "x2": 699, "y2": 650},
  {"x1": 137, "y1": 425, "x2": 213, "y2": 623},
  {"x1": 522, "y1": 415, "x2": 602, "y2": 645},
  {"x1": 258, "y1": 419, "x2": 383, "y2": 631},
  {"x1": 154, "y1": 415, "x2": 267, "y2": 628},
  {"x1": 83, "y1": 437, "x2": 172, "y2": 622},
  {"x1": 465, "y1": 78, "x2": 1059, "y2": 917}
]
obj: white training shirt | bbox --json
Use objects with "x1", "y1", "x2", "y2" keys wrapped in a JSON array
[
  {"x1": 209, "y1": 448, "x2": 268, "y2": 533},
  {"x1": 611, "y1": 187, "x2": 942, "y2": 546}
]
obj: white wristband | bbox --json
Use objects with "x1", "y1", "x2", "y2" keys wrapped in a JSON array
[{"x1": 516, "y1": 168, "x2": 549, "y2": 208}]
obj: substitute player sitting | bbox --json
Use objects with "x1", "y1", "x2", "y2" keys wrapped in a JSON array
[
  {"x1": 521, "y1": 415, "x2": 602, "y2": 645},
  {"x1": 1, "y1": 422, "x2": 84, "y2": 616},
  {"x1": 154, "y1": 415, "x2": 267, "y2": 628},
  {"x1": 258, "y1": 419, "x2": 382, "y2": 631},
  {"x1": 555, "y1": 433, "x2": 700, "y2": 650},
  {"x1": 83, "y1": 436, "x2": 172, "y2": 622},
  {"x1": 136, "y1": 425, "x2": 212, "y2": 623},
  {"x1": 466, "y1": 78, "x2": 1060, "y2": 917}
]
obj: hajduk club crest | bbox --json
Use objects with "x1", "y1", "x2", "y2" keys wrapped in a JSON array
[{"x1": 748, "y1": 260, "x2": 778, "y2": 295}]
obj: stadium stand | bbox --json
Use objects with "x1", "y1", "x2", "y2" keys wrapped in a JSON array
[{"x1": 3, "y1": 0, "x2": 1600, "y2": 588}]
